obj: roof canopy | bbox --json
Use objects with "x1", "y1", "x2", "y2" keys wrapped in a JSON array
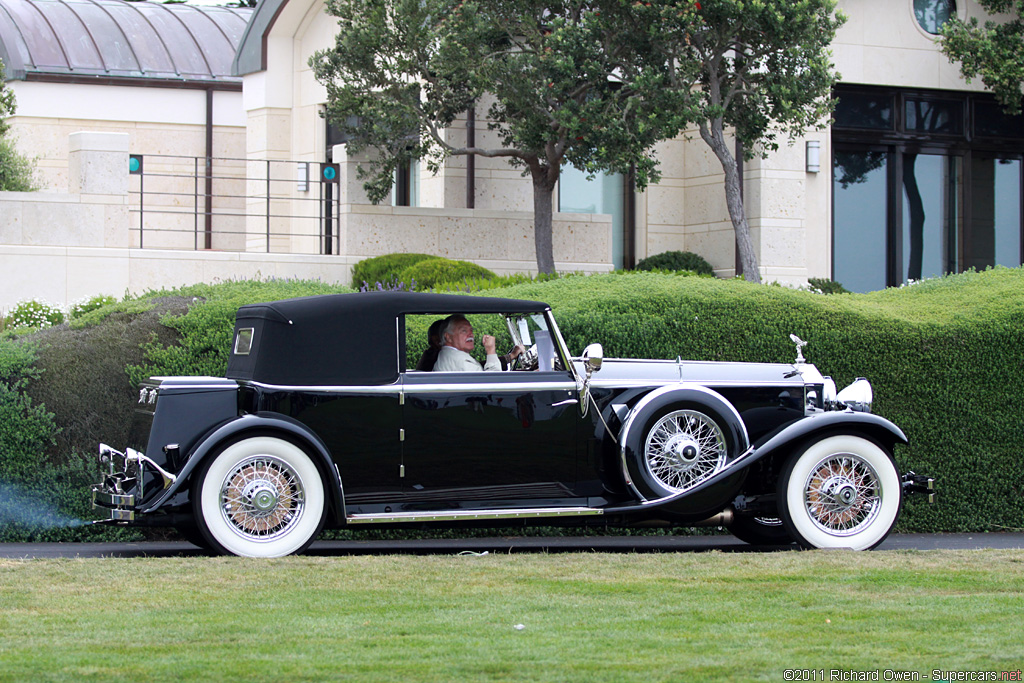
[
  {"x1": 226, "y1": 292, "x2": 551, "y2": 386},
  {"x1": 0, "y1": 0, "x2": 252, "y2": 86}
]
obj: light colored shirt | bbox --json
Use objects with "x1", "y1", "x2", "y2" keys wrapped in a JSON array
[{"x1": 433, "y1": 345, "x2": 501, "y2": 372}]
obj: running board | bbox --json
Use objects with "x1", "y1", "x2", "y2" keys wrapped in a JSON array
[{"x1": 346, "y1": 506, "x2": 604, "y2": 525}]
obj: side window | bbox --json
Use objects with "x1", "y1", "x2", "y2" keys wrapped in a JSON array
[{"x1": 403, "y1": 313, "x2": 516, "y2": 372}]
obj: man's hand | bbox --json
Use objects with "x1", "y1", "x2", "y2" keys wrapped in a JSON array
[
  {"x1": 508, "y1": 344, "x2": 526, "y2": 359},
  {"x1": 482, "y1": 334, "x2": 497, "y2": 355}
]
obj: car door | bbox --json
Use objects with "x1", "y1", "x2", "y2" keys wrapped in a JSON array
[{"x1": 400, "y1": 367, "x2": 582, "y2": 507}]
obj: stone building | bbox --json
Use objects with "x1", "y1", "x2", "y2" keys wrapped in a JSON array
[{"x1": 1, "y1": 0, "x2": 1022, "y2": 310}]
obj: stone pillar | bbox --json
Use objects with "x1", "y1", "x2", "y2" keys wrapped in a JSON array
[
  {"x1": 68, "y1": 132, "x2": 130, "y2": 195},
  {"x1": 333, "y1": 143, "x2": 374, "y2": 206}
]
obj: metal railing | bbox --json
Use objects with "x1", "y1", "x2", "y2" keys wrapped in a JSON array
[{"x1": 128, "y1": 154, "x2": 342, "y2": 254}]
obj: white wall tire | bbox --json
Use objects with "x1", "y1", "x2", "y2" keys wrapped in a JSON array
[
  {"x1": 777, "y1": 435, "x2": 901, "y2": 551},
  {"x1": 194, "y1": 436, "x2": 326, "y2": 558}
]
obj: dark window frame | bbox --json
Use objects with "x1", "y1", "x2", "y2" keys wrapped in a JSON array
[{"x1": 832, "y1": 85, "x2": 1024, "y2": 288}]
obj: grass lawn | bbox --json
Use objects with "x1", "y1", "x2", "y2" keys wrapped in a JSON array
[{"x1": 1, "y1": 549, "x2": 1022, "y2": 682}]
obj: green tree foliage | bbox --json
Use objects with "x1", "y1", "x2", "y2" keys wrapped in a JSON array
[
  {"x1": 634, "y1": 0, "x2": 845, "y2": 283},
  {"x1": 310, "y1": 0, "x2": 692, "y2": 274},
  {"x1": 0, "y1": 60, "x2": 37, "y2": 192},
  {"x1": 941, "y1": 0, "x2": 1024, "y2": 114}
]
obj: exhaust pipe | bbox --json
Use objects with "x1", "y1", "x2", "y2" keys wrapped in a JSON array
[{"x1": 690, "y1": 509, "x2": 735, "y2": 527}]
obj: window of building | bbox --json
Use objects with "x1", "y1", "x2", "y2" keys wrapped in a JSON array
[
  {"x1": 832, "y1": 86, "x2": 1024, "y2": 292},
  {"x1": 558, "y1": 165, "x2": 634, "y2": 269},
  {"x1": 914, "y1": 0, "x2": 956, "y2": 35},
  {"x1": 392, "y1": 160, "x2": 419, "y2": 207}
]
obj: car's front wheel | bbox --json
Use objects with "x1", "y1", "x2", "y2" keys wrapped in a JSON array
[
  {"x1": 777, "y1": 435, "x2": 901, "y2": 551},
  {"x1": 194, "y1": 436, "x2": 326, "y2": 558}
]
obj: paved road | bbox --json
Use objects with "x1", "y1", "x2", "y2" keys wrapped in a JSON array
[{"x1": 1, "y1": 533, "x2": 1022, "y2": 559}]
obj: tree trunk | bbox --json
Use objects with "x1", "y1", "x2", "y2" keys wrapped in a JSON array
[
  {"x1": 531, "y1": 169, "x2": 557, "y2": 274},
  {"x1": 700, "y1": 122, "x2": 761, "y2": 284}
]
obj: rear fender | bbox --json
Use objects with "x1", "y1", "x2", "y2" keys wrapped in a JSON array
[{"x1": 139, "y1": 412, "x2": 345, "y2": 523}]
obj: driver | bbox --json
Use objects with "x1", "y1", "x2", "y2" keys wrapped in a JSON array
[{"x1": 433, "y1": 315, "x2": 523, "y2": 372}]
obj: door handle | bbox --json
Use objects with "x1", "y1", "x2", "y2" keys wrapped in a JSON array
[{"x1": 550, "y1": 399, "x2": 579, "y2": 407}]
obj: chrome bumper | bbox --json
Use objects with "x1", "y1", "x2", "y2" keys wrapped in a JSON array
[
  {"x1": 91, "y1": 443, "x2": 177, "y2": 522},
  {"x1": 902, "y1": 471, "x2": 936, "y2": 504}
]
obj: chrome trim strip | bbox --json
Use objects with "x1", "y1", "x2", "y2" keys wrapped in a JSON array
[
  {"x1": 591, "y1": 379, "x2": 803, "y2": 390},
  {"x1": 346, "y1": 506, "x2": 603, "y2": 524},
  {"x1": 405, "y1": 381, "x2": 580, "y2": 393},
  {"x1": 247, "y1": 379, "x2": 580, "y2": 394},
  {"x1": 247, "y1": 380, "x2": 403, "y2": 394}
]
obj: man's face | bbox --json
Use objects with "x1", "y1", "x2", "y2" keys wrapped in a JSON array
[{"x1": 447, "y1": 320, "x2": 474, "y2": 352}]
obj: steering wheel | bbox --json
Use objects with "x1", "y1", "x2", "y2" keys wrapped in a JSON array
[{"x1": 510, "y1": 344, "x2": 538, "y2": 371}]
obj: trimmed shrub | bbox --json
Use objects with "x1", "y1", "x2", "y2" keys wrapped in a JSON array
[
  {"x1": 807, "y1": 278, "x2": 851, "y2": 295},
  {"x1": 635, "y1": 250, "x2": 715, "y2": 276},
  {"x1": 351, "y1": 253, "x2": 436, "y2": 289},
  {"x1": 0, "y1": 339, "x2": 103, "y2": 542},
  {"x1": 402, "y1": 258, "x2": 497, "y2": 290},
  {"x1": 69, "y1": 295, "x2": 117, "y2": 319},
  {"x1": 9, "y1": 267, "x2": 1024, "y2": 539}
]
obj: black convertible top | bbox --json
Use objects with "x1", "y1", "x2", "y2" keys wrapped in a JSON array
[{"x1": 225, "y1": 292, "x2": 549, "y2": 385}]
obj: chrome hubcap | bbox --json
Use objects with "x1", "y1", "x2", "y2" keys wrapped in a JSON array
[
  {"x1": 243, "y1": 481, "x2": 280, "y2": 516},
  {"x1": 804, "y1": 454, "x2": 880, "y2": 535},
  {"x1": 644, "y1": 410, "x2": 727, "y2": 493},
  {"x1": 220, "y1": 456, "x2": 305, "y2": 540}
]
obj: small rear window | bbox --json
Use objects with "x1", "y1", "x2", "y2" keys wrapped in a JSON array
[{"x1": 234, "y1": 328, "x2": 254, "y2": 355}]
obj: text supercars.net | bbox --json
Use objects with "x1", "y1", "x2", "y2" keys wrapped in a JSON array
[{"x1": 783, "y1": 669, "x2": 1023, "y2": 682}]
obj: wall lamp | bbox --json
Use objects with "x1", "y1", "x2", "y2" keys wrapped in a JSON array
[{"x1": 806, "y1": 140, "x2": 821, "y2": 173}]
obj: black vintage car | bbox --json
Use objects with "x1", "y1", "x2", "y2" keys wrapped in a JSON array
[{"x1": 92, "y1": 292, "x2": 933, "y2": 557}]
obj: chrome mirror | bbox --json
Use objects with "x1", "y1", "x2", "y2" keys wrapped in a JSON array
[{"x1": 582, "y1": 343, "x2": 603, "y2": 374}]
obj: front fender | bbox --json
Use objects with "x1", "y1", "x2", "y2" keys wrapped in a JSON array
[
  {"x1": 606, "y1": 410, "x2": 906, "y2": 515},
  {"x1": 140, "y1": 412, "x2": 345, "y2": 523},
  {"x1": 751, "y1": 410, "x2": 907, "y2": 459}
]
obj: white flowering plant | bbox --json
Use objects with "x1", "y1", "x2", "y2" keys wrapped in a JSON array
[{"x1": 5, "y1": 300, "x2": 65, "y2": 330}]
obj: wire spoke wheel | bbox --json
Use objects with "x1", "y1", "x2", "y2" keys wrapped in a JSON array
[
  {"x1": 778, "y1": 435, "x2": 901, "y2": 551},
  {"x1": 195, "y1": 436, "x2": 326, "y2": 558},
  {"x1": 644, "y1": 409, "x2": 727, "y2": 493},
  {"x1": 220, "y1": 456, "x2": 305, "y2": 539},
  {"x1": 803, "y1": 455, "x2": 880, "y2": 534}
]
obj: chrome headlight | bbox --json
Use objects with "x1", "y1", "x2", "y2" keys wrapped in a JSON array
[
  {"x1": 837, "y1": 377, "x2": 873, "y2": 413},
  {"x1": 823, "y1": 376, "x2": 838, "y2": 409}
]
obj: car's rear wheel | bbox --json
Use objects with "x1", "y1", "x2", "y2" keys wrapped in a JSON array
[
  {"x1": 777, "y1": 435, "x2": 900, "y2": 550},
  {"x1": 727, "y1": 516, "x2": 794, "y2": 546},
  {"x1": 634, "y1": 407, "x2": 730, "y2": 499},
  {"x1": 194, "y1": 436, "x2": 326, "y2": 558}
]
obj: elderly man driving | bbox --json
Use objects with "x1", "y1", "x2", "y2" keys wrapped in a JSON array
[{"x1": 433, "y1": 315, "x2": 522, "y2": 372}]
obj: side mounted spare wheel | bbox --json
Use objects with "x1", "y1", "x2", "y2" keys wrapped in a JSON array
[
  {"x1": 632, "y1": 406, "x2": 731, "y2": 500},
  {"x1": 777, "y1": 434, "x2": 901, "y2": 551},
  {"x1": 194, "y1": 436, "x2": 327, "y2": 558}
]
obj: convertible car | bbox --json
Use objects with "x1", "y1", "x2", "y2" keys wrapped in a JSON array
[{"x1": 92, "y1": 292, "x2": 934, "y2": 557}]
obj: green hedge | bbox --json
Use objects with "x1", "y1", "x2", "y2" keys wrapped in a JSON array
[
  {"x1": 401, "y1": 258, "x2": 497, "y2": 290},
  {"x1": 4, "y1": 268, "x2": 1024, "y2": 539}
]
